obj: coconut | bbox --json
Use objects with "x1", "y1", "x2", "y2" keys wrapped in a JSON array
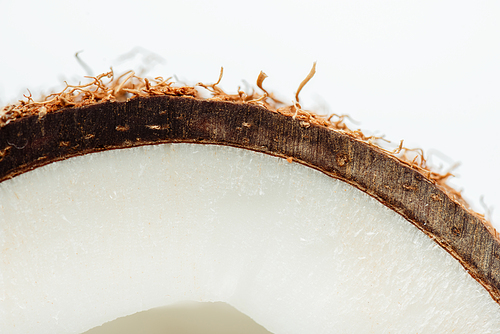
[{"x1": 1, "y1": 71, "x2": 499, "y2": 333}]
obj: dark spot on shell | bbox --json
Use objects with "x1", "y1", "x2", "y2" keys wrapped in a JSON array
[{"x1": 451, "y1": 226, "x2": 461, "y2": 237}]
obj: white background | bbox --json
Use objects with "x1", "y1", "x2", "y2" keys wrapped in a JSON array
[{"x1": 1, "y1": 0, "x2": 499, "y2": 228}]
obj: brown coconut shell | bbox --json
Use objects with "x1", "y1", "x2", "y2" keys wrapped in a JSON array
[{"x1": 1, "y1": 94, "x2": 499, "y2": 305}]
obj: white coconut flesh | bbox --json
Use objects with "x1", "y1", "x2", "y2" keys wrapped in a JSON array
[{"x1": 1, "y1": 143, "x2": 499, "y2": 334}]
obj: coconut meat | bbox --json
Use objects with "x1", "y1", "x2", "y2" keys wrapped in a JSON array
[{"x1": 1, "y1": 143, "x2": 499, "y2": 333}]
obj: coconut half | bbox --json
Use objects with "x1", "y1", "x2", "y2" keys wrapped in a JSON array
[{"x1": 1, "y1": 95, "x2": 500, "y2": 333}]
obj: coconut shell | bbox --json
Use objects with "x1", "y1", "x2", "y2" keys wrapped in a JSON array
[{"x1": 1, "y1": 95, "x2": 499, "y2": 304}]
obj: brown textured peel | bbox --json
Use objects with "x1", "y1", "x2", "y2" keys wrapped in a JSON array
[{"x1": 0, "y1": 94, "x2": 499, "y2": 305}]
